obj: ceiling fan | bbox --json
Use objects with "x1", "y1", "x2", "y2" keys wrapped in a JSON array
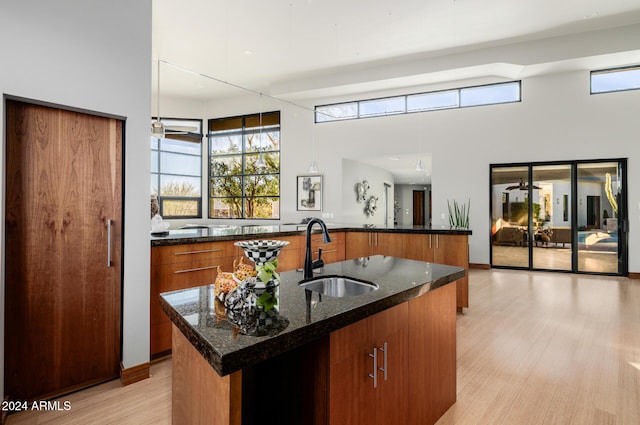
[{"x1": 506, "y1": 178, "x2": 542, "y2": 190}]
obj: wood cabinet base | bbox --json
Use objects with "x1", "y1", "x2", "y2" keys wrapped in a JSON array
[
  {"x1": 169, "y1": 282, "x2": 456, "y2": 425},
  {"x1": 172, "y1": 326, "x2": 242, "y2": 425},
  {"x1": 171, "y1": 326, "x2": 328, "y2": 425}
]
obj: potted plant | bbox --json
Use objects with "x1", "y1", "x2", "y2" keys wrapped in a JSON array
[{"x1": 447, "y1": 199, "x2": 470, "y2": 229}]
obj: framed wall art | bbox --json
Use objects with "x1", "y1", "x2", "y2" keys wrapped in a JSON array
[{"x1": 296, "y1": 175, "x2": 322, "y2": 211}]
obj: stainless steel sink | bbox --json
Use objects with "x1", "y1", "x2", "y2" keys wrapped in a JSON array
[{"x1": 299, "y1": 276, "x2": 379, "y2": 297}]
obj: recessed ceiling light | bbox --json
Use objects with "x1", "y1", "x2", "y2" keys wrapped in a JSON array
[
  {"x1": 388, "y1": 156, "x2": 400, "y2": 161},
  {"x1": 243, "y1": 50, "x2": 254, "y2": 56}
]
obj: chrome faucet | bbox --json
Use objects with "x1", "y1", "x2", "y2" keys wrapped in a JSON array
[{"x1": 303, "y1": 218, "x2": 332, "y2": 279}]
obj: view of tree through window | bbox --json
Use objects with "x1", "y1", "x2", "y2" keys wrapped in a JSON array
[
  {"x1": 208, "y1": 112, "x2": 280, "y2": 219},
  {"x1": 151, "y1": 118, "x2": 203, "y2": 218}
]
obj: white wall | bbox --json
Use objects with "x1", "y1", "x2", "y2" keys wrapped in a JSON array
[
  {"x1": 0, "y1": 0, "x2": 152, "y2": 399},
  {"x1": 311, "y1": 71, "x2": 639, "y2": 271},
  {"x1": 165, "y1": 69, "x2": 639, "y2": 274},
  {"x1": 341, "y1": 159, "x2": 395, "y2": 225}
]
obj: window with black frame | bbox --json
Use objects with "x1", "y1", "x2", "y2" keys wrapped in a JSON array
[
  {"x1": 208, "y1": 111, "x2": 280, "y2": 219},
  {"x1": 150, "y1": 118, "x2": 203, "y2": 218}
]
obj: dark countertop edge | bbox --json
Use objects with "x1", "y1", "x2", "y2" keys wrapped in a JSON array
[
  {"x1": 159, "y1": 265, "x2": 465, "y2": 377},
  {"x1": 151, "y1": 226, "x2": 472, "y2": 247}
]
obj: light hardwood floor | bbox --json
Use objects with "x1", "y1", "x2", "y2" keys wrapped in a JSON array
[
  {"x1": 7, "y1": 269, "x2": 640, "y2": 425},
  {"x1": 492, "y1": 245, "x2": 619, "y2": 273}
]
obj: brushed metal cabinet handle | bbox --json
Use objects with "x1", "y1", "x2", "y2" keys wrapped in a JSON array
[
  {"x1": 378, "y1": 342, "x2": 388, "y2": 381},
  {"x1": 368, "y1": 347, "x2": 378, "y2": 388},
  {"x1": 174, "y1": 264, "x2": 220, "y2": 274},
  {"x1": 175, "y1": 248, "x2": 222, "y2": 256}
]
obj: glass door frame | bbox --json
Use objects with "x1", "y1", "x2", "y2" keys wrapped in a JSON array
[{"x1": 490, "y1": 158, "x2": 628, "y2": 276}]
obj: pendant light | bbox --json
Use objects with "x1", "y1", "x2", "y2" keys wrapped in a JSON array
[
  {"x1": 308, "y1": 111, "x2": 319, "y2": 173},
  {"x1": 255, "y1": 93, "x2": 266, "y2": 168},
  {"x1": 151, "y1": 59, "x2": 165, "y2": 138},
  {"x1": 415, "y1": 115, "x2": 424, "y2": 171}
]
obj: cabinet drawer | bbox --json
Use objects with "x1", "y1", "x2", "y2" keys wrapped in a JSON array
[
  {"x1": 151, "y1": 257, "x2": 233, "y2": 325},
  {"x1": 310, "y1": 231, "x2": 343, "y2": 249},
  {"x1": 152, "y1": 241, "x2": 234, "y2": 265},
  {"x1": 276, "y1": 249, "x2": 302, "y2": 272},
  {"x1": 311, "y1": 244, "x2": 345, "y2": 265}
]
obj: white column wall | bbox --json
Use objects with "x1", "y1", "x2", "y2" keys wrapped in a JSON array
[{"x1": 0, "y1": 0, "x2": 152, "y2": 399}]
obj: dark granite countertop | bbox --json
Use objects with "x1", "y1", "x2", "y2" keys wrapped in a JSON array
[
  {"x1": 159, "y1": 255, "x2": 465, "y2": 377},
  {"x1": 151, "y1": 223, "x2": 472, "y2": 247}
]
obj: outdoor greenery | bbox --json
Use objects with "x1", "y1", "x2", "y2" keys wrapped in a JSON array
[
  {"x1": 509, "y1": 202, "x2": 540, "y2": 226},
  {"x1": 209, "y1": 127, "x2": 281, "y2": 219},
  {"x1": 159, "y1": 181, "x2": 199, "y2": 217}
]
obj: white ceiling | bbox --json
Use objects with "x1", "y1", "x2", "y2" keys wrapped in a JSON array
[
  {"x1": 153, "y1": 0, "x2": 640, "y2": 184},
  {"x1": 153, "y1": 0, "x2": 640, "y2": 101}
]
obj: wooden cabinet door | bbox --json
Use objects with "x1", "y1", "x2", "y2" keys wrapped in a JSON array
[
  {"x1": 403, "y1": 233, "x2": 434, "y2": 261},
  {"x1": 433, "y1": 234, "x2": 469, "y2": 309},
  {"x1": 374, "y1": 232, "x2": 404, "y2": 257},
  {"x1": 329, "y1": 310, "x2": 377, "y2": 425},
  {"x1": 5, "y1": 100, "x2": 122, "y2": 400},
  {"x1": 345, "y1": 232, "x2": 373, "y2": 259},
  {"x1": 329, "y1": 303, "x2": 408, "y2": 425},
  {"x1": 408, "y1": 283, "x2": 457, "y2": 425},
  {"x1": 370, "y1": 303, "x2": 409, "y2": 425}
]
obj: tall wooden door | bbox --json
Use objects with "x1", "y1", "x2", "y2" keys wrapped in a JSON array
[
  {"x1": 4, "y1": 99, "x2": 122, "y2": 401},
  {"x1": 413, "y1": 190, "x2": 425, "y2": 225}
]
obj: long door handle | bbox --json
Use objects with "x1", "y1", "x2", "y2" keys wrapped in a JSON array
[{"x1": 107, "y1": 219, "x2": 112, "y2": 267}]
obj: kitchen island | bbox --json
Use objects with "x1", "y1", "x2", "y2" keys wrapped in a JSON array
[
  {"x1": 151, "y1": 224, "x2": 471, "y2": 357},
  {"x1": 160, "y1": 255, "x2": 464, "y2": 425}
]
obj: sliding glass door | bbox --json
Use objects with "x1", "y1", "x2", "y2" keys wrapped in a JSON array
[
  {"x1": 490, "y1": 159, "x2": 627, "y2": 275},
  {"x1": 576, "y1": 162, "x2": 623, "y2": 274},
  {"x1": 490, "y1": 166, "x2": 530, "y2": 268},
  {"x1": 531, "y1": 164, "x2": 572, "y2": 271}
]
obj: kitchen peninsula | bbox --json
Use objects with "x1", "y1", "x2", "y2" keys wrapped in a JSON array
[
  {"x1": 150, "y1": 224, "x2": 471, "y2": 357},
  {"x1": 160, "y1": 255, "x2": 465, "y2": 425}
]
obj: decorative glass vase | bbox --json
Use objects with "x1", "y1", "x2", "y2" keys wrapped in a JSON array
[{"x1": 225, "y1": 240, "x2": 290, "y2": 336}]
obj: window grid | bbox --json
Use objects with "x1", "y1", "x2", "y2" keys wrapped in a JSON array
[
  {"x1": 208, "y1": 112, "x2": 281, "y2": 220},
  {"x1": 150, "y1": 118, "x2": 203, "y2": 219},
  {"x1": 315, "y1": 81, "x2": 521, "y2": 122}
]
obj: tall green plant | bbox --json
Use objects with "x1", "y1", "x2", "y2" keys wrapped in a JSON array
[{"x1": 447, "y1": 199, "x2": 470, "y2": 229}]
